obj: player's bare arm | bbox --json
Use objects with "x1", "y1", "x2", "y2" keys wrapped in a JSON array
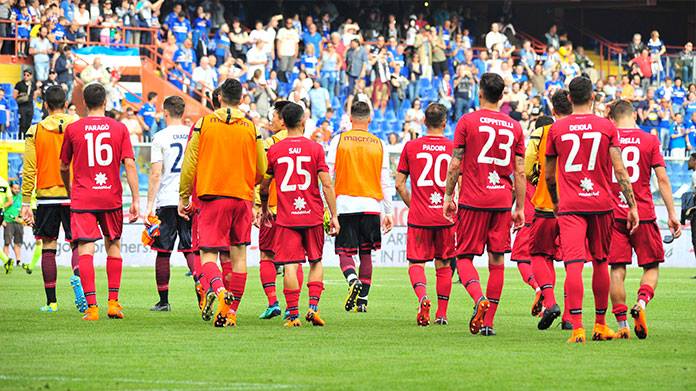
[
  {"x1": 609, "y1": 146, "x2": 639, "y2": 234},
  {"x1": 319, "y1": 171, "x2": 340, "y2": 236},
  {"x1": 124, "y1": 157, "x2": 140, "y2": 223},
  {"x1": 654, "y1": 166, "x2": 681, "y2": 237},
  {"x1": 395, "y1": 172, "x2": 411, "y2": 207},
  {"x1": 146, "y1": 161, "x2": 163, "y2": 217},
  {"x1": 20, "y1": 129, "x2": 36, "y2": 225},
  {"x1": 259, "y1": 175, "x2": 272, "y2": 217},
  {"x1": 544, "y1": 155, "x2": 558, "y2": 212},
  {"x1": 59, "y1": 161, "x2": 71, "y2": 198},
  {"x1": 512, "y1": 155, "x2": 526, "y2": 230},
  {"x1": 443, "y1": 147, "x2": 463, "y2": 222}
]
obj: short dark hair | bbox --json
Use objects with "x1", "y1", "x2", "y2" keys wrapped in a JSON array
[
  {"x1": 280, "y1": 102, "x2": 304, "y2": 129},
  {"x1": 44, "y1": 85, "x2": 66, "y2": 111},
  {"x1": 568, "y1": 76, "x2": 593, "y2": 105},
  {"x1": 550, "y1": 90, "x2": 572, "y2": 116},
  {"x1": 535, "y1": 116, "x2": 554, "y2": 129},
  {"x1": 273, "y1": 100, "x2": 291, "y2": 113},
  {"x1": 211, "y1": 87, "x2": 221, "y2": 109},
  {"x1": 609, "y1": 99, "x2": 634, "y2": 121},
  {"x1": 424, "y1": 103, "x2": 447, "y2": 129},
  {"x1": 147, "y1": 91, "x2": 158, "y2": 101},
  {"x1": 220, "y1": 78, "x2": 242, "y2": 105},
  {"x1": 480, "y1": 73, "x2": 505, "y2": 103},
  {"x1": 83, "y1": 83, "x2": 106, "y2": 109},
  {"x1": 163, "y1": 95, "x2": 185, "y2": 118},
  {"x1": 350, "y1": 100, "x2": 371, "y2": 120}
]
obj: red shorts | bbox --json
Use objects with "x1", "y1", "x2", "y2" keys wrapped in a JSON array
[
  {"x1": 529, "y1": 212, "x2": 560, "y2": 258},
  {"x1": 71, "y1": 209, "x2": 123, "y2": 242},
  {"x1": 557, "y1": 213, "x2": 613, "y2": 264},
  {"x1": 407, "y1": 225, "x2": 456, "y2": 262},
  {"x1": 258, "y1": 214, "x2": 276, "y2": 253},
  {"x1": 456, "y1": 208, "x2": 511, "y2": 257},
  {"x1": 609, "y1": 220, "x2": 664, "y2": 267},
  {"x1": 510, "y1": 224, "x2": 532, "y2": 263},
  {"x1": 273, "y1": 224, "x2": 324, "y2": 264},
  {"x1": 198, "y1": 198, "x2": 252, "y2": 251}
]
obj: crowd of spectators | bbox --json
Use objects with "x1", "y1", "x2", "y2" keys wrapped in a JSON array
[{"x1": 0, "y1": 1, "x2": 694, "y2": 157}]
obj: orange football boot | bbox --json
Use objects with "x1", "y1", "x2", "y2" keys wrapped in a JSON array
[
  {"x1": 567, "y1": 328, "x2": 586, "y2": 344},
  {"x1": 615, "y1": 327, "x2": 630, "y2": 339},
  {"x1": 469, "y1": 297, "x2": 490, "y2": 334},
  {"x1": 284, "y1": 317, "x2": 302, "y2": 328},
  {"x1": 631, "y1": 304, "x2": 648, "y2": 339},
  {"x1": 591, "y1": 323, "x2": 616, "y2": 341},
  {"x1": 417, "y1": 297, "x2": 431, "y2": 327},
  {"x1": 195, "y1": 282, "x2": 205, "y2": 310},
  {"x1": 82, "y1": 306, "x2": 99, "y2": 321},
  {"x1": 531, "y1": 290, "x2": 543, "y2": 317},
  {"x1": 107, "y1": 300, "x2": 124, "y2": 319},
  {"x1": 213, "y1": 291, "x2": 234, "y2": 327},
  {"x1": 305, "y1": 309, "x2": 326, "y2": 326}
]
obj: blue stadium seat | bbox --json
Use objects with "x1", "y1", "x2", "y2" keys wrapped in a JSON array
[
  {"x1": 387, "y1": 120, "x2": 401, "y2": 133},
  {"x1": 373, "y1": 109, "x2": 384, "y2": 121},
  {"x1": 331, "y1": 97, "x2": 341, "y2": 110},
  {"x1": 417, "y1": 78, "x2": 430, "y2": 91},
  {"x1": 384, "y1": 109, "x2": 397, "y2": 122}
]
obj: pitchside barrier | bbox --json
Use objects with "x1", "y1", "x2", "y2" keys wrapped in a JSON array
[{"x1": 3, "y1": 142, "x2": 694, "y2": 268}]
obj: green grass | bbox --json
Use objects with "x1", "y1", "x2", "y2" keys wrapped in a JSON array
[{"x1": 1, "y1": 266, "x2": 695, "y2": 390}]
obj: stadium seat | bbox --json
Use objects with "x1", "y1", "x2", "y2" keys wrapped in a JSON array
[
  {"x1": 385, "y1": 109, "x2": 397, "y2": 122},
  {"x1": 373, "y1": 109, "x2": 384, "y2": 121}
]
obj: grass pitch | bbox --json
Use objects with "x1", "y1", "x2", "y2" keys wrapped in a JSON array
[{"x1": 1, "y1": 266, "x2": 695, "y2": 390}]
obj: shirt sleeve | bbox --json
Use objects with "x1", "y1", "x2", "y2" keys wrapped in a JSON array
[
  {"x1": 396, "y1": 142, "x2": 409, "y2": 174},
  {"x1": 254, "y1": 124, "x2": 267, "y2": 182},
  {"x1": 545, "y1": 124, "x2": 557, "y2": 157},
  {"x1": 453, "y1": 115, "x2": 467, "y2": 149},
  {"x1": 265, "y1": 147, "x2": 275, "y2": 176},
  {"x1": 513, "y1": 122, "x2": 525, "y2": 157},
  {"x1": 21, "y1": 125, "x2": 37, "y2": 204}
]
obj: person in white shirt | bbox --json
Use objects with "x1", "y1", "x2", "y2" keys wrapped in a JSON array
[
  {"x1": 275, "y1": 18, "x2": 300, "y2": 81},
  {"x1": 246, "y1": 40, "x2": 268, "y2": 80},
  {"x1": 192, "y1": 55, "x2": 218, "y2": 102},
  {"x1": 146, "y1": 96, "x2": 198, "y2": 311},
  {"x1": 485, "y1": 22, "x2": 508, "y2": 51}
]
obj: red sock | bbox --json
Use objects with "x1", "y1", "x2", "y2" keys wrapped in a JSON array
[
  {"x1": 435, "y1": 266, "x2": 452, "y2": 318},
  {"x1": 532, "y1": 255, "x2": 556, "y2": 308},
  {"x1": 637, "y1": 284, "x2": 655, "y2": 307},
  {"x1": 408, "y1": 264, "x2": 427, "y2": 301},
  {"x1": 307, "y1": 281, "x2": 324, "y2": 308},
  {"x1": 202, "y1": 262, "x2": 224, "y2": 294},
  {"x1": 297, "y1": 263, "x2": 304, "y2": 288},
  {"x1": 483, "y1": 263, "x2": 505, "y2": 327},
  {"x1": 184, "y1": 252, "x2": 196, "y2": 277},
  {"x1": 229, "y1": 271, "x2": 247, "y2": 312},
  {"x1": 79, "y1": 254, "x2": 97, "y2": 306},
  {"x1": 358, "y1": 252, "x2": 372, "y2": 284},
  {"x1": 283, "y1": 288, "x2": 301, "y2": 318},
  {"x1": 41, "y1": 250, "x2": 57, "y2": 304},
  {"x1": 155, "y1": 252, "x2": 170, "y2": 293},
  {"x1": 106, "y1": 256, "x2": 122, "y2": 301},
  {"x1": 565, "y1": 262, "x2": 585, "y2": 330},
  {"x1": 517, "y1": 262, "x2": 539, "y2": 290},
  {"x1": 259, "y1": 260, "x2": 278, "y2": 305},
  {"x1": 193, "y1": 252, "x2": 202, "y2": 281},
  {"x1": 70, "y1": 247, "x2": 80, "y2": 276},
  {"x1": 339, "y1": 254, "x2": 357, "y2": 282},
  {"x1": 546, "y1": 259, "x2": 556, "y2": 287},
  {"x1": 456, "y1": 258, "x2": 483, "y2": 302},
  {"x1": 592, "y1": 260, "x2": 609, "y2": 325},
  {"x1": 612, "y1": 303, "x2": 628, "y2": 323},
  {"x1": 221, "y1": 261, "x2": 233, "y2": 291}
]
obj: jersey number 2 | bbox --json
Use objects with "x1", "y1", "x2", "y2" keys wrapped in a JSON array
[
  {"x1": 278, "y1": 156, "x2": 311, "y2": 192},
  {"x1": 170, "y1": 142, "x2": 183, "y2": 173}
]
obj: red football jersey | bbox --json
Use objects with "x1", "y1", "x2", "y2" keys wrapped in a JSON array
[
  {"x1": 546, "y1": 114, "x2": 620, "y2": 214},
  {"x1": 267, "y1": 136, "x2": 328, "y2": 227},
  {"x1": 60, "y1": 116, "x2": 134, "y2": 211},
  {"x1": 453, "y1": 108, "x2": 525, "y2": 210},
  {"x1": 610, "y1": 128, "x2": 664, "y2": 221},
  {"x1": 397, "y1": 135, "x2": 454, "y2": 227}
]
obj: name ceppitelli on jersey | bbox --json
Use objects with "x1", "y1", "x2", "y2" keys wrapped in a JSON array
[
  {"x1": 479, "y1": 117, "x2": 513, "y2": 128},
  {"x1": 343, "y1": 135, "x2": 380, "y2": 144},
  {"x1": 84, "y1": 124, "x2": 110, "y2": 131},
  {"x1": 569, "y1": 124, "x2": 593, "y2": 131},
  {"x1": 620, "y1": 137, "x2": 641, "y2": 145},
  {"x1": 422, "y1": 144, "x2": 446, "y2": 152}
]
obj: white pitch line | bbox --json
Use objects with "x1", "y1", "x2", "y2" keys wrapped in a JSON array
[{"x1": 0, "y1": 375, "x2": 294, "y2": 389}]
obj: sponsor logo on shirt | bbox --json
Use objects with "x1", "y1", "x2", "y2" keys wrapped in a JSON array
[
  {"x1": 93, "y1": 172, "x2": 112, "y2": 190},
  {"x1": 487, "y1": 170, "x2": 505, "y2": 190},
  {"x1": 292, "y1": 196, "x2": 311, "y2": 215},
  {"x1": 578, "y1": 177, "x2": 599, "y2": 197},
  {"x1": 428, "y1": 192, "x2": 443, "y2": 208}
]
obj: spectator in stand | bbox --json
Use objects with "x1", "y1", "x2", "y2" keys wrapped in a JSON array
[
  {"x1": 29, "y1": 26, "x2": 52, "y2": 81},
  {"x1": 65, "y1": 20, "x2": 86, "y2": 46},
  {"x1": 647, "y1": 30, "x2": 666, "y2": 79},
  {"x1": 389, "y1": 63, "x2": 408, "y2": 113},
  {"x1": 138, "y1": 91, "x2": 158, "y2": 136},
  {"x1": 15, "y1": 6, "x2": 31, "y2": 57},
  {"x1": 0, "y1": 89, "x2": 9, "y2": 134},
  {"x1": 14, "y1": 69, "x2": 35, "y2": 136},
  {"x1": 170, "y1": 11, "x2": 192, "y2": 46},
  {"x1": 675, "y1": 42, "x2": 694, "y2": 84},
  {"x1": 485, "y1": 22, "x2": 507, "y2": 52},
  {"x1": 192, "y1": 55, "x2": 218, "y2": 103},
  {"x1": 276, "y1": 17, "x2": 300, "y2": 82},
  {"x1": 213, "y1": 22, "x2": 230, "y2": 65},
  {"x1": 438, "y1": 72, "x2": 454, "y2": 114},
  {"x1": 217, "y1": 56, "x2": 246, "y2": 83},
  {"x1": 371, "y1": 47, "x2": 391, "y2": 114},
  {"x1": 302, "y1": 22, "x2": 322, "y2": 57},
  {"x1": 519, "y1": 40, "x2": 537, "y2": 72},
  {"x1": 404, "y1": 98, "x2": 424, "y2": 139},
  {"x1": 173, "y1": 38, "x2": 196, "y2": 75},
  {"x1": 414, "y1": 26, "x2": 434, "y2": 80},
  {"x1": 658, "y1": 97, "x2": 674, "y2": 153},
  {"x1": 346, "y1": 38, "x2": 368, "y2": 94},
  {"x1": 192, "y1": 6, "x2": 211, "y2": 48},
  {"x1": 319, "y1": 41, "x2": 340, "y2": 99},
  {"x1": 545, "y1": 24, "x2": 560, "y2": 49},
  {"x1": 453, "y1": 64, "x2": 475, "y2": 119},
  {"x1": 74, "y1": 2, "x2": 90, "y2": 28},
  {"x1": 246, "y1": 39, "x2": 267, "y2": 80},
  {"x1": 670, "y1": 113, "x2": 687, "y2": 157},
  {"x1": 300, "y1": 44, "x2": 319, "y2": 78},
  {"x1": 430, "y1": 27, "x2": 448, "y2": 78},
  {"x1": 627, "y1": 33, "x2": 645, "y2": 60},
  {"x1": 88, "y1": 0, "x2": 103, "y2": 42},
  {"x1": 308, "y1": 79, "x2": 330, "y2": 120},
  {"x1": 122, "y1": 106, "x2": 144, "y2": 144},
  {"x1": 163, "y1": 3, "x2": 182, "y2": 28},
  {"x1": 630, "y1": 48, "x2": 653, "y2": 88},
  {"x1": 81, "y1": 56, "x2": 110, "y2": 85},
  {"x1": 229, "y1": 19, "x2": 249, "y2": 60}
]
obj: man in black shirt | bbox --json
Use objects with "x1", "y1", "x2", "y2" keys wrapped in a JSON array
[{"x1": 13, "y1": 69, "x2": 35, "y2": 137}]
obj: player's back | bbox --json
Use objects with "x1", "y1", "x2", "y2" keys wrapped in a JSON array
[
  {"x1": 610, "y1": 128, "x2": 664, "y2": 220},
  {"x1": 268, "y1": 136, "x2": 327, "y2": 227},
  {"x1": 546, "y1": 113, "x2": 618, "y2": 214},
  {"x1": 152, "y1": 124, "x2": 190, "y2": 207},
  {"x1": 399, "y1": 135, "x2": 453, "y2": 227},
  {"x1": 333, "y1": 129, "x2": 384, "y2": 200},
  {"x1": 454, "y1": 108, "x2": 524, "y2": 210},
  {"x1": 195, "y1": 109, "x2": 258, "y2": 201},
  {"x1": 60, "y1": 116, "x2": 133, "y2": 211}
]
